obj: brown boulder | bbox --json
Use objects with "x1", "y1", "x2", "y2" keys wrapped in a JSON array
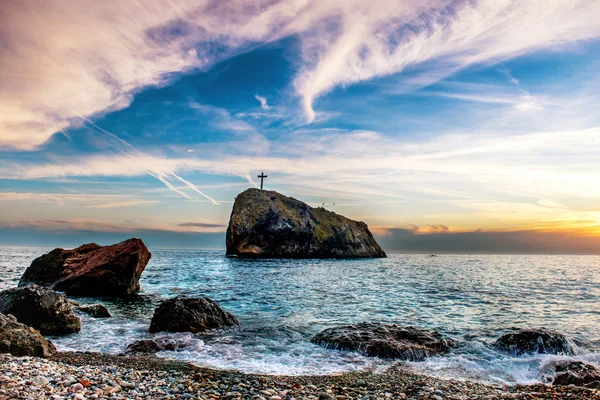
[
  {"x1": 311, "y1": 322, "x2": 455, "y2": 361},
  {"x1": 0, "y1": 313, "x2": 57, "y2": 357},
  {"x1": 149, "y1": 297, "x2": 239, "y2": 333},
  {"x1": 18, "y1": 238, "x2": 151, "y2": 297}
]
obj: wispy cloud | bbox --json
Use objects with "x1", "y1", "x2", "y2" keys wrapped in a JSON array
[
  {"x1": 87, "y1": 199, "x2": 159, "y2": 208},
  {"x1": 254, "y1": 94, "x2": 270, "y2": 110},
  {"x1": 0, "y1": 192, "x2": 158, "y2": 209},
  {"x1": 2, "y1": 0, "x2": 599, "y2": 149},
  {"x1": 178, "y1": 222, "x2": 226, "y2": 228},
  {"x1": 4, "y1": 126, "x2": 600, "y2": 233}
]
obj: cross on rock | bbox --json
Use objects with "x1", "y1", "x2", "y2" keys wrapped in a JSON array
[{"x1": 257, "y1": 172, "x2": 267, "y2": 190}]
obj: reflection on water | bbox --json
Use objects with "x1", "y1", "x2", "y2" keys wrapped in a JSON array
[{"x1": 1, "y1": 247, "x2": 600, "y2": 380}]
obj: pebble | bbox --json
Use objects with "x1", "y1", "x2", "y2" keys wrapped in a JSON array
[
  {"x1": 0, "y1": 353, "x2": 597, "y2": 400},
  {"x1": 31, "y1": 375, "x2": 49, "y2": 386},
  {"x1": 72, "y1": 383, "x2": 83, "y2": 392}
]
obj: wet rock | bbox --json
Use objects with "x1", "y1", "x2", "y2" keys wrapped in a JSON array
[
  {"x1": 125, "y1": 339, "x2": 162, "y2": 353},
  {"x1": 494, "y1": 328, "x2": 575, "y2": 356},
  {"x1": 0, "y1": 313, "x2": 57, "y2": 357},
  {"x1": 311, "y1": 322, "x2": 455, "y2": 361},
  {"x1": 74, "y1": 304, "x2": 111, "y2": 318},
  {"x1": 149, "y1": 297, "x2": 239, "y2": 333},
  {"x1": 226, "y1": 189, "x2": 386, "y2": 258},
  {"x1": 18, "y1": 238, "x2": 151, "y2": 297},
  {"x1": 540, "y1": 360, "x2": 600, "y2": 386},
  {"x1": 0, "y1": 285, "x2": 80, "y2": 335},
  {"x1": 124, "y1": 336, "x2": 189, "y2": 354}
]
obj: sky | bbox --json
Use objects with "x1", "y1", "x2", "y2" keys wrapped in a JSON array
[{"x1": 1, "y1": 0, "x2": 600, "y2": 253}]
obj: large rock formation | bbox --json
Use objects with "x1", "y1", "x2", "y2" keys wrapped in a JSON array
[
  {"x1": 494, "y1": 328, "x2": 576, "y2": 356},
  {"x1": 0, "y1": 313, "x2": 57, "y2": 357},
  {"x1": 311, "y1": 322, "x2": 455, "y2": 361},
  {"x1": 226, "y1": 189, "x2": 386, "y2": 258},
  {"x1": 149, "y1": 297, "x2": 239, "y2": 333},
  {"x1": 0, "y1": 285, "x2": 80, "y2": 336},
  {"x1": 18, "y1": 238, "x2": 151, "y2": 297}
]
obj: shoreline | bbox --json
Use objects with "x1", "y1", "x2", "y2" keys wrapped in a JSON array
[{"x1": 1, "y1": 352, "x2": 599, "y2": 399}]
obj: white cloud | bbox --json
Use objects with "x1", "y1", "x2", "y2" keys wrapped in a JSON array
[
  {"x1": 0, "y1": 192, "x2": 158, "y2": 209},
  {"x1": 254, "y1": 94, "x2": 270, "y2": 110},
  {"x1": 5, "y1": 126, "x2": 600, "y2": 201},
  {"x1": 2, "y1": 0, "x2": 599, "y2": 148},
  {"x1": 291, "y1": 0, "x2": 600, "y2": 121}
]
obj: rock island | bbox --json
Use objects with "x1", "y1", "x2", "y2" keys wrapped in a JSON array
[{"x1": 226, "y1": 189, "x2": 386, "y2": 258}]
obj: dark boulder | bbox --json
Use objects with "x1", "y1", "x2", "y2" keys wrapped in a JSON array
[
  {"x1": 0, "y1": 313, "x2": 57, "y2": 357},
  {"x1": 494, "y1": 328, "x2": 575, "y2": 356},
  {"x1": 18, "y1": 238, "x2": 151, "y2": 297},
  {"x1": 540, "y1": 360, "x2": 600, "y2": 386},
  {"x1": 74, "y1": 304, "x2": 111, "y2": 318},
  {"x1": 0, "y1": 285, "x2": 80, "y2": 336},
  {"x1": 149, "y1": 297, "x2": 239, "y2": 333},
  {"x1": 311, "y1": 322, "x2": 455, "y2": 361},
  {"x1": 226, "y1": 189, "x2": 386, "y2": 258},
  {"x1": 124, "y1": 336, "x2": 188, "y2": 354},
  {"x1": 125, "y1": 339, "x2": 163, "y2": 354}
]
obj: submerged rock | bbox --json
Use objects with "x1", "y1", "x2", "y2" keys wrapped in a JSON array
[
  {"x1": 226, "y1": 189, "x2": 386, "y2": 258},
  {"x1": 124, "y1": 336, "x2": 190, "y2": 354},
  {"x1": 0, "y1": 285, "x2": 80, "y2": 336},
  {"x1": 18, "y1": 238, "x2": 151, "y2": 297},
  {"x1": 149, "y1": 297, "x2": 239, "y2": 333},
  {"x1": 0, "y1": 313, "x2": 57, "y2": 357},
  {"x1": 125, "y1": 339, "x2": 164, "y2": 353},
  {"x1": 540, "y1": 360, "x2": 600, "y2": 387},
  {"x1": 494, "y1": 328, "x2": 575, "y2": 356},
  {"x1": 311, "y1": 322, "x2": 455, "y2": 361},
  {"x1": 74, "y1": 303, "x2": 111, "y2": 318}
]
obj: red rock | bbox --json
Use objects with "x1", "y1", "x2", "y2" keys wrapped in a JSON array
[{"x1": 18, "y1": 238, "x2": 151, "y2": 297}]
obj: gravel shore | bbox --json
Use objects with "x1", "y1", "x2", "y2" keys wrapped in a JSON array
[{"x1": 1, "y1": 352, "x2": 599, "y2": 400}]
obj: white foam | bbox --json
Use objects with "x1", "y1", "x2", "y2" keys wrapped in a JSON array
[{"x1": 158, "y1": 339, "x2": 391, "y2": 375}]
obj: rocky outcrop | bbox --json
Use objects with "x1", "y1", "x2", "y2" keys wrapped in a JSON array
[
  {"x1": 311, "y1": 322, "x2": 455, "y2": 361},
  {"x1": 149, "y1": 297, "x2": 239, "y2": 333},
  {"x1": 494, "y1": 328, "x2": 575, "y2": 356},
  {"x1": 0, "y1": 285, "x2": 80, "y2": 336},
  {"x1": 0, "y1": 313, "x2": 57, "y2": 357},
  {"x1": 74, "y1": 304, "x2": 111, "y2": 318},
  {"x1": 18, "y1": 238, "x2": 151, "y2": 297},
  {"x1": 226, "y1": 189, "x2": 386, "y2": 258}
]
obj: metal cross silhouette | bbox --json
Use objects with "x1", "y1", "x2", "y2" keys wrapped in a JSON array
[{"x1": 257, "y1": 172, "x2": 267, "y2": 190}]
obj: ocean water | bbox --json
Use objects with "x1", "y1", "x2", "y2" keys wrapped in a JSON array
[{"x1": 1, "y1": 247, "x2": 600, "y2": 384}]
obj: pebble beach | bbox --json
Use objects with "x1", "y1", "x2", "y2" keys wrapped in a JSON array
[{"x1": 1, "y1": 352, "x2": 599, "y2": 400}]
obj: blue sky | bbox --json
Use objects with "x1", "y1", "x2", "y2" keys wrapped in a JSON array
[{"x1": 1, "y1": 0, "x2": 600, "y2": 252}]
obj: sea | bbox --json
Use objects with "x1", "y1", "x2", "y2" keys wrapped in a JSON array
[{"x1": 2, "y1": 247, "x2": 600, "y2": 385}]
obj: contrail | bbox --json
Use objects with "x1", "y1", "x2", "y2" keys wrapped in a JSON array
[
  {"x1": 146, "y1": 171, "x2": 191, "y2": 199},
  {"x1": 245, "y1": 173, "x2": 257, "y2": 186},
  {"x1": 76, "y1": 114, "x2": 218, "y2": 203},
  {"x1": 172, "y1": 172, "x2": 219, "y2": 205}
]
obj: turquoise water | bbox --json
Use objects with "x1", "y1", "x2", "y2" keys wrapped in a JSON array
[{"x1": 2, "y1": 247, "x2": 600, "y2": 383}]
